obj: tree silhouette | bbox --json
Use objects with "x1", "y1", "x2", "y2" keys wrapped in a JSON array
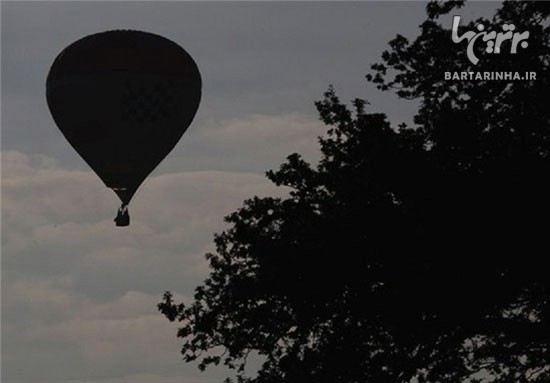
[{"x1": 159, "y1": 2, "x2": 550, "y2": 382}]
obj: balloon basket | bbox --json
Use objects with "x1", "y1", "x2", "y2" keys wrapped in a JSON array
[{"x1": 115, "y1": 204, "x2": 130, "y2": 227}]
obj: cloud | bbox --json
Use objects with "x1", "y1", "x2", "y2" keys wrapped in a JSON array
[
  {"x1": 168, "y1": 112, "x2": 324, "y2": 173},
  {"x1": 2, "y1": 149, "x2": 288, "y2": 382},
  {"x1": 2, "y1": 1, "x2": 426, "y2": 167},
  {"x1": 201, "y1": 113, "x2": 324, "y2": 159},
  {"x1": 68, "y1": 373, "x2": 221, "y2": 383},
  {"x1": 2, "y1": 286, "x2": 218, "y2": 383},
  {"x1": 2, "y1": 282, "x2": 234, "y2": 383}
]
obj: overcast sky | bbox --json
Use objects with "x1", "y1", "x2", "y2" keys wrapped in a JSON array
[{"x1": 2, "y1": 2, "x2": 493, "y2": 383}]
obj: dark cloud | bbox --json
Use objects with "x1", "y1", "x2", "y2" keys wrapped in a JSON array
[{"x1": 2, "y1": 1, "x2": 427, "y2": 165}]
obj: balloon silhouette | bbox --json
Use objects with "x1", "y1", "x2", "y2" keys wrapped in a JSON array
[{"x1": 46, "y1": 30, "x2": 201, "y2": 226}]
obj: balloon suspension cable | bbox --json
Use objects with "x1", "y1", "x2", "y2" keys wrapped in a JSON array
[{"x1": 114, "y1": 203, "x2": 130, "y2": 227}]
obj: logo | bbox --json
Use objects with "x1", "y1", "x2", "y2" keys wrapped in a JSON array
[{"x1": 451, "y1": 16, "x2": 529, "y2": 65}]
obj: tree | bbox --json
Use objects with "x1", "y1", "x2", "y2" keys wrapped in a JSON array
[{"x1": 159, "y1": 2, "x2": 550, "y2": 382}]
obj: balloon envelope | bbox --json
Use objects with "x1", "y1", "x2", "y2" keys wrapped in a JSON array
[{"x1": 46, "y1": 30, "x2": 201, "y2": 224}]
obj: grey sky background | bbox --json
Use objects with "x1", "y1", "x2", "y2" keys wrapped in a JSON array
[{"x1": 2, "y1": 2, "x2": 494, "y2": 383}]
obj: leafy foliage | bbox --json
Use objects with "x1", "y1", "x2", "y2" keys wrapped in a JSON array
[{"x1": 159, "y1": 2, "x2": 550, "y2": 382}]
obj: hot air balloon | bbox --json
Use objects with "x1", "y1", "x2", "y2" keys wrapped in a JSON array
[{"x1": 46, "y1": 30, "x2": 201, "y2": 226}]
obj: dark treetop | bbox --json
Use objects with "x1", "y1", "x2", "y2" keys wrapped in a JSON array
[{"x1": 159, "y1": 2, "x2": 550, "y2": 382}]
